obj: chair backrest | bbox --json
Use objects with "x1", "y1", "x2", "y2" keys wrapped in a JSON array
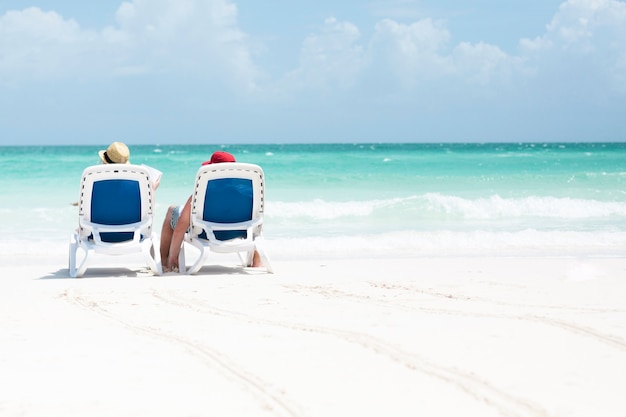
[
  {"x1": 77, "y1": 164, "x2": 154, "y2": 242},
  {"x1": 190, "y1": 163, "x2": 265, "y2": 241}
]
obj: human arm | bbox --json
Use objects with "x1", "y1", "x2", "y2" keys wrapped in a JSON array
[{"x1": 142, "y1": 164, "x2": 162, "y2": 191}]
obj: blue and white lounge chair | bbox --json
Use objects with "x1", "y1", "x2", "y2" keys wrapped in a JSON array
[
  {"x1": 69, "y1": 164, "x2": 162, "y2": 278},
  {"x1": 179, "y1": 162, "x2": 273, "y2": 274}
]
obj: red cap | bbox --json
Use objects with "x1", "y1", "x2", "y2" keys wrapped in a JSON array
[{"x1": 202, "y1": 151, "x2": 236, "y2": 165}]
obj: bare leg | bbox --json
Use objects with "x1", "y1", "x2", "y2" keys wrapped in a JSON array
[
  {"x1": 252, "y1": 250, "x2": 262, "y2": 267},
  {"x1": 160, "y1": 206, "x2": 176, "y2": 271},
  {"x1": 166, "y1": 196, "x2": 193, "y2": 272}
]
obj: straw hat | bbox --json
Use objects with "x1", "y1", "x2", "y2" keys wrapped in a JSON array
[{"x1": 99, "y1": 142, "x2": 130, "y2": 164}]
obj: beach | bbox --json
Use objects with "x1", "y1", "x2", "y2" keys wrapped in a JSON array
[
  {"x1": 2, "y1": 0, "x2": 626, "y2": 412},
  {"x1": 1, "y1": 143, "x2": 625, "y2": 415},
  {"x1": 1, "y1": 245, "x2": 625, "y2": 417}
]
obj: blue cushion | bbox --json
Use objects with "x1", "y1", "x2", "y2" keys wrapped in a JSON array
[
  {"x1": 200, "y1": 178, "x2": 252, "y2": 241},
  {"x1": 91, "y1": 179, "x2": 141, "y2": 243}
]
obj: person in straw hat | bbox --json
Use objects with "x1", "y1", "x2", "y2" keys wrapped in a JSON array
[
  {"x1": 72, "y1": 142, "x2": 161, "y2": 207},
  {"x1": 98, "y1": 141, "x2": 130, "y2": 164},
  {"x1": 98, "y1": 141, "x2": 162, "y2": 190}
]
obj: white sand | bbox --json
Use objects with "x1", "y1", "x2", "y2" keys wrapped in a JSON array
[{"x1": 1, "y1": 248, "x2": 625, "y2": 417}]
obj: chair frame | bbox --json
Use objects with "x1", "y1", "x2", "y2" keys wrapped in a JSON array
[
  {"x1": 68, "y1": 164, "x2": 162, "y2": 277},
  {"x1": 180, "y1": 162, "x2": 273, "y2": 274}
]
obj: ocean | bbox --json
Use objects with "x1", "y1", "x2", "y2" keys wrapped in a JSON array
[{"x1": 1, "y1": 142, "x2": 625, "y2": 260}]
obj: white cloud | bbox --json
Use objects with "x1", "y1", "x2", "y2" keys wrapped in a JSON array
[
  {"x1": 370, "y1": 18, "x2": 451, "y2": 79},
  {"x1": 0, "y1": 0, "x2": 261, "y2": 90},
  {"x1": 286, "y1": 0, "x2": 626, "y2": 97},
  {"x1": 520, "y1": 0, "x2": 626, "y2": 91},
  {"x1": 283, "y1": 17, "x2": 365, "y2": 93},
  {"x1": 366, "y1": 18, "x2": 519, "y2": 90},
  {"x1": 451, "y1": 42, "x2": 519, "y2": 86},
  {"x1": 109, "y1": 0, "x2": 261, "y2": 88},
  {"x1": 0, "y1": 8, "x2": 98, "y2": 80},
  {"x1": 546, "y1": 0, "x2": 626, "y2": 48},
  {"x1": 3, "y1": 0, "x2": 626, "y2": 100},
  {"x1": 290, "y1": 16, "x2": 523, "y2": 95}
]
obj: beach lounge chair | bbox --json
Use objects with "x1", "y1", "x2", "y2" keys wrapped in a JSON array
[
  {"x1": 68, "y1": 164, "x2": 162, "y2": 278},
  {"x1": 179, "y1": 162, "x2": 273, "y2": 274}
]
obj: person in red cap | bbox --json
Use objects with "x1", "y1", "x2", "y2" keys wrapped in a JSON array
[
  {"x1": 203, "y1": 151, "x2": 236, "y2": 165},
  {"x1": 160, "y1": 151, "x2": 261, "y2": 272}
]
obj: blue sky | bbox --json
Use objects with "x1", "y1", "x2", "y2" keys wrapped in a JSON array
[{"x1": 1, "y1": 0, "x2": 625, "y2": 145}]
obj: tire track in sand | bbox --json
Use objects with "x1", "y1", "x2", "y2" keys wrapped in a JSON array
[
  {"x1": 60, "y1": 287, "x2": 302, "y2": 417},
  {"x1": 369, "y1": 282, "x2": 626, "y2": 314},
  {"x1": 155, "y1": 290, "x2": 550, "y2": 417},
  {"x1": 289, "y1": 284, "x2": 626, "y2": 352}
]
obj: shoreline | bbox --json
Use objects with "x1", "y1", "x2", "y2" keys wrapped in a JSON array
[{"x1": 1, "y1": 233, "x2": 625, "y2": 268}]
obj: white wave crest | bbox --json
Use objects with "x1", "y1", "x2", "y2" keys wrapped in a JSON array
[
  {"x1": 423, "y1": 193, "x2": 626, "y2": 219},
  {"x1": 267, "y1": 198, "x2": 407, "y2": 220},
  {"x1": 267, "y1": 194, "x2": 626, "y2": 222}
]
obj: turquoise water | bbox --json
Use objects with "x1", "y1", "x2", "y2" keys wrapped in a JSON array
[{"x1": 1, "y1": 143, "x2": 625, "y2": 258}]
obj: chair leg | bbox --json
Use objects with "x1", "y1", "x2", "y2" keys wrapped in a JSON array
[
  {"x1": 141, "y1": 238, "x2": 162, "y2": 275},
  {"x1": 69, "y1": 234, "x2": 90, "y2": 278},
  {"x1": 239, "y1": 250, "x2": 255, "y2": 267},
  {"x1": 186, "y1": 244, "x2": 211, "y2": 275},
  {"x1": 75, "y1": 248, "x2": 89, "y2": 278},
  {"x1": 68, "y1": 234, "x2": 77, "y2": 278},
  {"x1": 178, "y1": 243, "x2": 187, "y2": 274},
  {"x1": 152, "y1": 240, "x2": 163, "y2": 275}
]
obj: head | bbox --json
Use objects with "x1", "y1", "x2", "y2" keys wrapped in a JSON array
[
  {"x1": 99, "y1": 142, "x2": 130, "y2": 164},
  {"x1": 202, "y1": 151, "x2": 236, "y2": 165}
]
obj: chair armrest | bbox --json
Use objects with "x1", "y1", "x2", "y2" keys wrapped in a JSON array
[
  {"x1": 80, "y1": 218, "x2": 151, "y2": 233},
  {"x1": 189, "y1": 217, "x2": 263, "y2": 244},
  {"x1": 79, "y1": 219, "x2": 151, "y2": 245},
  {"x1": 193, "y1": 217, "x2": 262, "y2": 231}
]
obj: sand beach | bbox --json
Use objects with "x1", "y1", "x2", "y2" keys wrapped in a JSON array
[{"x1": 1, "y1": 245, "x2": 625, "y2": 417}]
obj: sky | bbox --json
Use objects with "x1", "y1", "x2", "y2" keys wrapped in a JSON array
[{"x1": 1, "y1": 0, "x2": 625, "y2": 145}]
